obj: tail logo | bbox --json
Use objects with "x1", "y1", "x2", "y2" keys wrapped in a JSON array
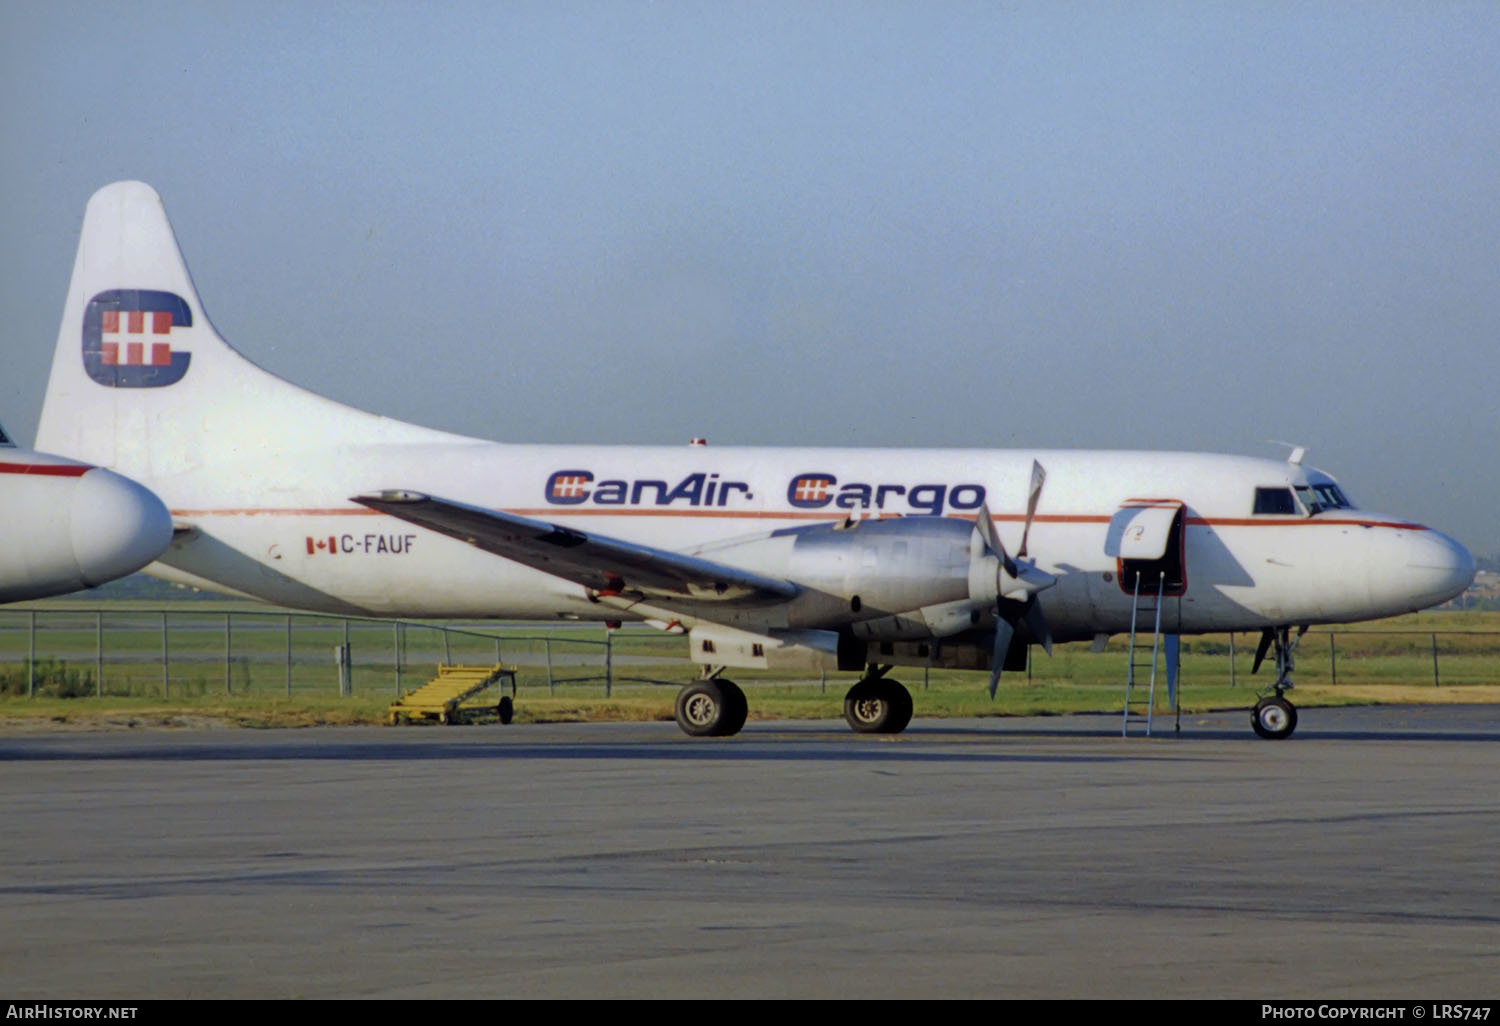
[{"x1": 82, "y1": 290, "x2": 192, "y2": 388}]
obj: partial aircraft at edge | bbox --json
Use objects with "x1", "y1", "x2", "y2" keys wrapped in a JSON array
[
  {"x1": 0, "y1": 423, "x2": 172, "y2": 602},
  {"x1": 34, "y1": 182, "x2": 1477, "y2": 738}
]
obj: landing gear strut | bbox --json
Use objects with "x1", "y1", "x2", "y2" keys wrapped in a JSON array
[
  {"x1": 843, "y1": 665, "x2": 913, "y2": 735},
  {"x1": 1251, "y1": 625, "x2": 1303, "y2": 740},
  {"x1": 674, "y1": 669, "x2": 748, "y2": 737}
]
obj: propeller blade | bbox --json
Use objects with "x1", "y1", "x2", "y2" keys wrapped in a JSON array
[
  {"x1": 988, "y1": 617, "x2": 1015, "y2": 698},
  {"x1": 1006, "y1": 560, "x2": 1057, "y2": 598},
  {"x1": 1017, "y1": 460, "x2": 1046, "y2": 559},
  {"x1": 975, "y1": 503, "x2": 999, "y2": 551},
  {"x1": 975, "y1": 505, "x2": 1017, "y2": 578},
  {"x1": 1022, "y1": 597, "x2": 1053, "y2": 656}
]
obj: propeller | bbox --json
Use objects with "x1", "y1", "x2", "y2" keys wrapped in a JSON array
[{"x1": 973, "y1": 461, "x2": 1057, "y2": 697}]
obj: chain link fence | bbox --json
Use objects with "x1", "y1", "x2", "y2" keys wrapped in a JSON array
[
  {"x1": 0, "y1": 608, "x2": 692, "y2": 699},
  {"x1": 0, "y1": 607, "x2": 1496, "y2": 699}
]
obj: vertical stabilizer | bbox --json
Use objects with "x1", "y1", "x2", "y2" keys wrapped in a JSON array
[{"x1": 36, "y1": 181, "x2": 460, "y2": 487}]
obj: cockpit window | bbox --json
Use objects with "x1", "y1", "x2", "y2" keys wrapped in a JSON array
[
  {"x1": 1255, "y1": 483, "x2": 1353, "y2": 517},
  {"x1": 1293, "y1": 485, "x2": 1323, "y2": 515},
  {"x1": 1289, "y1": 483, "x2": 1355, "y2": 516},
  {"x1": 1253, "y1": 487, "x2": 1297, "y2": 515},
  {"x1": 1311, "y1": 483, "x2": 1353, "y2": 510},
  {"x1": 0, "y1": 421, "x2": 11, "y2": 447}
]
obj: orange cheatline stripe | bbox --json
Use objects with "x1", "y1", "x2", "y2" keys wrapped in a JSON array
[
  {"x1": 167, "y1": 506, "x2": 1427, "y2": 531},
  {"x1": 171, "y1": 507, "x2": 384, "y2": 516},
  {"x1": 1185, "y1": 515, "x2": 1423, "y2": 530},
  {"x1": 0, "y1": 461, "x2": 91, "y2": 477}
]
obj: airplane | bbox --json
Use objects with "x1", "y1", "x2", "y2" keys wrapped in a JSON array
[
  {"x1": 33, "y1": 181, "x2": 1476, "y2": 738},
  {"x1": 0, "y1": 422, "x2": 173, "y2": 602}
]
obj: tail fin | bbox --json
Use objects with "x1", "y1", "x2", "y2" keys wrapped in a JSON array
[{"x1": 37, "y1": 181, "x2": 458, "y2": 485}]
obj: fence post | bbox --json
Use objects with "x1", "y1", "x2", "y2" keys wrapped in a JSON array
[
  {"x1": 605, "y1": 629, "x2": 613, "y2": 698},
  {"x1": 28, "y1": 610, "x2": 35, "y2": 698},
  {"x1": 225, "y1": 613, "x2": 232, "y2": 695},
  {"x1": 286, "y1": 614, "x2": 293, "y2": 697},
  {"x1": 1329, "y1": 632, "x2": 1337, "y2": 686},
  {"x1": 1432, "y1": 633, "x2": 1440, "y2": 687},
  {"x1": 162, "y1": 612, "x2": 169, "y2": 697},
  {"x1": 545, "y1": 638, "x2": 554, "y2": 694},
  {"x1": 1229, "y1": 633, "x2": 1235, "y2": 688},
  {"x1": 96, "y1": 611, "x2": 103, "y2": 698},
  {"x1": 342, "y1": 619, "x2": 351, "y2": 696},
  {"x1": 442, "y1": 626, "x2": 451, "y2": 664},
  {"x1": 394, "y1": 621, "x2": 402, "y2": 695}
]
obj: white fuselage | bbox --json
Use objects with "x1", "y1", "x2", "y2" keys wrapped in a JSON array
[{"x1": 148, "y1": 439, "x2": 1473, "y2": 640}]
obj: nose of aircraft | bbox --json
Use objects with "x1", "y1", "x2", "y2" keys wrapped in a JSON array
[
  {"x1": 1401, "y1": 527, "x2": 1476, "y2": 609},
  {"x1": 70, "y1": 468, "x2": 174, "y2": 586}
]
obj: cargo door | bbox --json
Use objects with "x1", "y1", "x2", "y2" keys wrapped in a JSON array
[{"x1": 1105, "y1": 500, "x2": 1186, "y2": 596}]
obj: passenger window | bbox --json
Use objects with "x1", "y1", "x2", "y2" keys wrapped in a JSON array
[{"x1": 1253, "y1": 487, "x2": 1297, "y2": 515}]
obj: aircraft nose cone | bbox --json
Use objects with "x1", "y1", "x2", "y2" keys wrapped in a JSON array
[
  {"x1": 1402, "y1": 528, "x2": 1476, "y2": 609},
  {"x1": 70, "y1": 468, "x2": 174, "y2": 586}
]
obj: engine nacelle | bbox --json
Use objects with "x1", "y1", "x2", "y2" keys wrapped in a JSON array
[
  {"x1": 696, "y1": 516, "x2": 1002, "y2": 640},
  {"x1": 0, "y1": 453, "x2": 173, "y2": 602}
]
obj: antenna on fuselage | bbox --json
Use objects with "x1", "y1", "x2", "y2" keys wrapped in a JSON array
[{"x1": 1268, "y1": 440, "x2": 1306, "y2": 466}]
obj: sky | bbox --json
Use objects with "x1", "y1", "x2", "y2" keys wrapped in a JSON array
[{"x1": 2, "y1": 1, "x2": 1497, "y2": 556}]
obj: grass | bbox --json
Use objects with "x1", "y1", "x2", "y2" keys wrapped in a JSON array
[{"x1": 0, "y1": 604, "x2": 1495, "y2": 729}]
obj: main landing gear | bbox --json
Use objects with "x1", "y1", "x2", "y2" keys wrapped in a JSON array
[
  {"x1": 843, "y1": 665, "x2": 913, "y2": 735},
  {"x1": 674, "y1": 673, "x2": 748, "y2": 737},
  {"x1": 1251, "y1": 625, "x2": 1304, "y2": 740},
  {"x1": 671, "y1": 665, "x2": 916, "y2": 737}
]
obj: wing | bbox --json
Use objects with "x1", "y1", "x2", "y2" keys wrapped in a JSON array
[{"x1": 352, "y1": 490, "x2": 798, "y2": 605}]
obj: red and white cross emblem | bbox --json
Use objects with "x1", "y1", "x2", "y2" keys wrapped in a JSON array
[
  {"x1": 99, "y1": 309, "x2": 174, "y2": 366},
  {"x1": 551, "y1": 475, "x2": 589, "y2": 499},
  {"x1": 794, "y1": 477, "x2": 831, "y2": 502}
]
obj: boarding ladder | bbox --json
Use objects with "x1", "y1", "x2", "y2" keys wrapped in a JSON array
[
  {"x1": 1122, "y1": 574, "x2": 1166, "y2": 736},
  {"x1": 388, "y1": 664, "x2": 517, "y2": 725}
]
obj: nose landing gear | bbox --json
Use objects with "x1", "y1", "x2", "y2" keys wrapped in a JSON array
[
  {"x1": 1251, "y1": 694, "x2": 1298, "y2": 740},
  {"x1": 1250, "y1": 625, "x2": 1305, "y2": 740}
]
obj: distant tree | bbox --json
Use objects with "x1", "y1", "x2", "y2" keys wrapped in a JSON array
[{"x1": 75, "y1": 574, "x2": 216, "y2": 601}]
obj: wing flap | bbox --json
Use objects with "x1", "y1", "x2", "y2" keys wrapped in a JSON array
[{"x1": 352, "y1": 491, "x2": 798, "y2": 605}]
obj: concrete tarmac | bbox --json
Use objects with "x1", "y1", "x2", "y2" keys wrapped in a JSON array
[{"x1": 2, "y1": 706, "x2": 1499, "y2": 999}]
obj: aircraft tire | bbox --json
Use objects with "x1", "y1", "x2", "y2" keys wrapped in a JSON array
[
  {"x1": 844, "y1": 678, "x2": 913, "y2": 735},
  {"x1": 1251, "y1": 696, "x2": 1298, "y2": 740},
  {"x1": 675, "y1": 680, "x2": 742, "y2": 737},
  {"x1": 498, "y1": 695, "x2": 514, "y2": 725},
  {"x1": 718, "y1": 680, "x2": 748, "y2": 736},
  {"x1": 886, "y1": 682, "x2": 914, "y2": 733}
]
